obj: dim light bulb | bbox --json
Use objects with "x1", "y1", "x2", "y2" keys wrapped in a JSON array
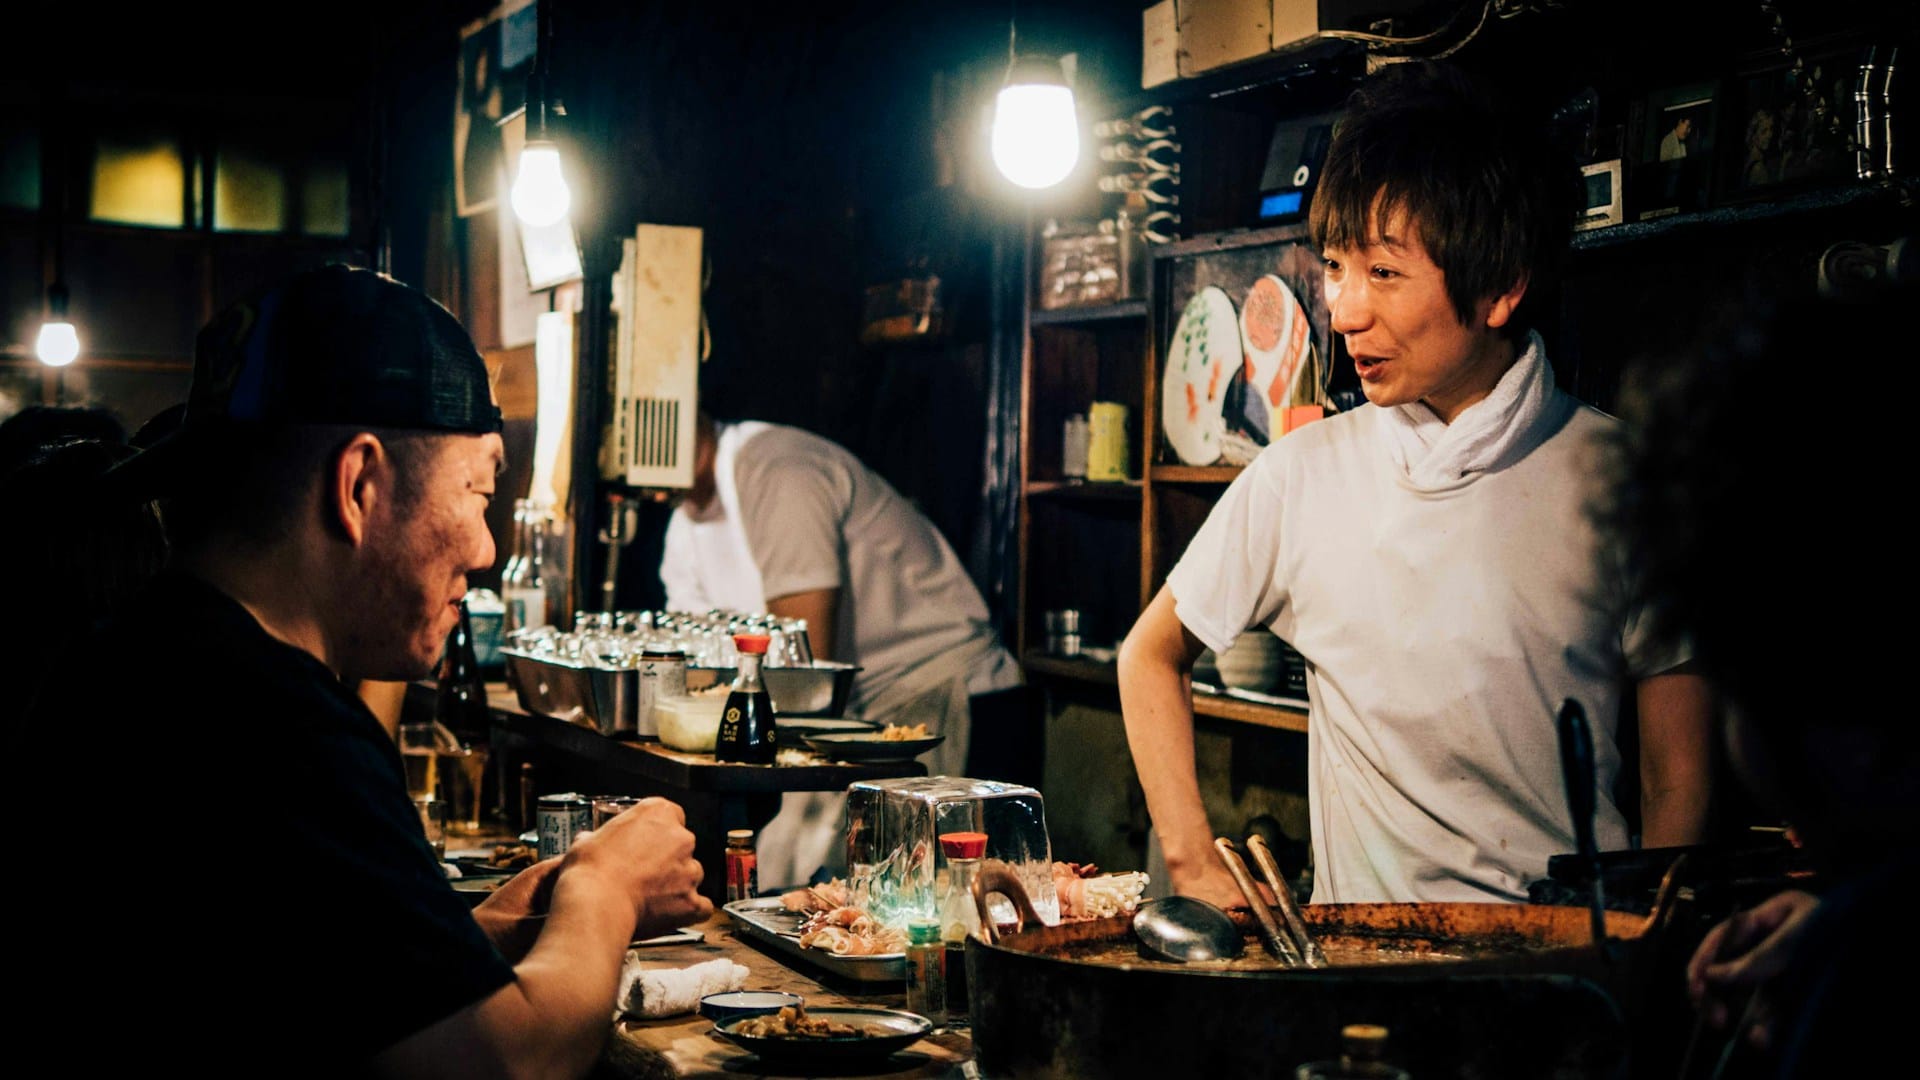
[
  {"x1": 36, "y1": 320, "x2": 79, "y2": 367},
  {"x1": 991, "y1": 58, "x2": 1079, "y2": 190},
  {"x1": 511, "y1": 141, "x2": 572, "y2": 228}
]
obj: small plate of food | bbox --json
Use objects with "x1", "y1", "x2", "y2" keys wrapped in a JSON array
[
  {"x1": 800, "y1": 723, "x2": 943, "y2": 762},
  {"x1": 716, "y1": 1004, "x2": 933, "y2": 1066}
]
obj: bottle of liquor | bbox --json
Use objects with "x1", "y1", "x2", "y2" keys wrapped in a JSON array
[
  {"x1": 502, "y1": 499, "x2": 549, "y2": 635},
  {"x1": 715, "y1": 633, "x2": 776, "y2": 764},
  {"x1": 438, "y1": 599, "x2": 495, "y2": 834}
]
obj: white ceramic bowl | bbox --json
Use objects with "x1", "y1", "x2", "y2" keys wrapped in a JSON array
[{"x1": 655, "y1": 689, "x2": 730, "y2": 752}]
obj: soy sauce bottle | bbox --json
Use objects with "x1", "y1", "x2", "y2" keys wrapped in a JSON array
[{"x1": 715, "y1": 633, "x2": 777, "y2": 763}]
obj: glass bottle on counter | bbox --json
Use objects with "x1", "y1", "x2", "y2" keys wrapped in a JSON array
[
  {"x1": 437, "y1": 598, "x2": 495, "y2": 834},
  {"x1": 502, "y1": 498, "x2": 549, "y2": 635},
  {"x1": 1293, "y1": 1024, "x2": 1411, "y2": 1080},
  {"x1": 725, "y1": 829, "x2": 758, "y2": 903},
  {"x1": 715, "y1": 633, "x2": 777, "y2": 764},
  {"x1": 938, "y1": 831, "x2": 988, "y2": 946},
  {"x1": 904, "y1": 918, "x2": 947, "y2": 1025}
]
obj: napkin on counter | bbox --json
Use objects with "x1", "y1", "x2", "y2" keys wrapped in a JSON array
[{"x1": 616, "y1": 953, "x2": 748, "y2": 1019}]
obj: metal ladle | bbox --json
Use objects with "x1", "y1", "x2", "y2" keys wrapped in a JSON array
[{"x1": 1130, "y1": 896, "x2": 1244, "y2": 963}]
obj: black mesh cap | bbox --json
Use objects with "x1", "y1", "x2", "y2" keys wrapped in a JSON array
[{"x1": 109, "y1": 265, "x2": 501, "y2": 496}]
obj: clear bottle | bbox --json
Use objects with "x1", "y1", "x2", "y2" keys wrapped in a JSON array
[
  {"x1": 1294, "y1": 1024, "x2": 1411, "y2": 1080},
  {"x1": 725, "y1": 829, "x2": 758, "y2": 903},
  {"x1": 904, "y1": 918, "x2": 947, "y2": 1025},
  {"x1": 938, "y1": 831, "x2": 988, "y2": 946},
  {"x1": 715, "y1": 633, "x2": 777, "y2": 764},
  {"x1": 502, "y1": 498, "x2": 549, "y2": 635}
]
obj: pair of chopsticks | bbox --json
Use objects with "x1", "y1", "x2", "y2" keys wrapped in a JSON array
[
  {"x1": 1676, "y1": 989, "x2": 1763, "y2": 1080},
  {"x1": 1214, "y1": 836, "x2": 1326, "y2": 967}
]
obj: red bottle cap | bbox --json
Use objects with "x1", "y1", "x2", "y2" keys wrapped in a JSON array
[
  {"x1": 733, "y1": 634, "x2": 771, "y2": 655},
  {"x1": 938, "y1": 831, "x2": 988, "y2": 859}
]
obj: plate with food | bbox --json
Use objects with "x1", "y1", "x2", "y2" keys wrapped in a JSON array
[
  {"x1": 716, "y1": 1004, "x2": 933, "y2": 1066},
  {"x1": 800, "y1": 724, "x2": 945, "y2": 763},
  {"x1": 1236, "y1": 274, "x2": 1317, "y2": 442},
  {"x1": 1161, "y1": 285, "x2": 1244, "y2": 465},
  {"x1": 776, "y1": 717, "x2": 881, "y2": 738}
]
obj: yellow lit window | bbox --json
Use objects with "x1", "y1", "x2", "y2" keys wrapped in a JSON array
[
  {"x1": 90, "y1": 131, "x2": 187, "y2": 227},
  {"x1": 302, "y1": 157, "x2": 350, "y2": 237},
  {"x1": 214, "y1": 144, "x2": 288, "y2": 233}
]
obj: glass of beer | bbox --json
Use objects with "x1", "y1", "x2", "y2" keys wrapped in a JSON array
[
  {"x1": 398, "y1": 723, "x2": 440, "y2": 801},
  {"x1": 442, "y1": 743, "x2": 492, "y2": 835}
]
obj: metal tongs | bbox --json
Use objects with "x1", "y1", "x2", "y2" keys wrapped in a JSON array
[{"x1": 1213, "y1": 836, "x2": 1326, "y2": 967}]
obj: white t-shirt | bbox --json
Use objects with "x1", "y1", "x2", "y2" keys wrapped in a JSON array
[
  {"x1": 1167, "y1": 389, "x2": 1682, "y2": 903},
  {"x1": 662, "y1": 423, "x2": 1018, "y2": 710}
]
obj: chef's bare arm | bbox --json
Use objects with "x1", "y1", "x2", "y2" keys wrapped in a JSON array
[
  {"x1": 1118, "y1": 585, "x2": 1252, "y2": 910},
  {"x1": 767, "y1": 589, "x2": 838, "y2": 662},
  {"x1": 1637, "y1": 662, "x2": 1716, "y2": 847}
]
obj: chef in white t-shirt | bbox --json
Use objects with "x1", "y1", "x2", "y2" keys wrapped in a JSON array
[
  {"x1": 661, "y1": 412, "x2": 1023, "y2": 887},
  {"x1": 1118, "y1": 61, "x2": 1716, "y2": 908}
]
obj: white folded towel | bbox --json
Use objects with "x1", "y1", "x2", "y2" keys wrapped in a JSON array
[
  {"x1": 1382, "y1": 329, "x2": 1562, "y2": 491},
  {"x1": 616, "y1": 954, "x2": 749, "y2": 1019}
]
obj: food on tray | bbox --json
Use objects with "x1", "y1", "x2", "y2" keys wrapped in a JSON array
[
  {"x1": 781, "y1": 879, "x2": 852, "y2": 914},
  {"x1": 798, "y1": 905, "x2": 907, "y2": 956},
  {"x1": 1054, "y1": 860, "x2": 1150, "y2": 920},
  {"x1": 876, "y1": 722, "x2": 931, "y2": 741},
  {"x1": 735, "y1": 1004, "x2": 884, "y2": 1039},
  {"x1": 485, "y1": 842, "x2": 539, "y2": 871}
]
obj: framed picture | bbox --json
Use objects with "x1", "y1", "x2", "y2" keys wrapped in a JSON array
[
  {"x1": 1575, "y1": 160, "x2": 1624, "y2": 231},
  {"x1": 1629, "y1": 81, "x2": 1720, "y2": 221},
  {"x1": 1719, "y1": 35, "x2": 1868, "y2": 203},
  {"x1": 456, "y1": 0, "x2": 538, "y2": 218}
]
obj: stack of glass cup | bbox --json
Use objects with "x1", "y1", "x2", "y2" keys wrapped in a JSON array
[{"x1": 506, "y1": 609, "x2": 814, "y2": 671}]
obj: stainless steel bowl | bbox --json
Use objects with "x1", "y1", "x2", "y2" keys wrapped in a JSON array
[{"x1": 503, "y1": 650, "x2": 861, "y2": 737}]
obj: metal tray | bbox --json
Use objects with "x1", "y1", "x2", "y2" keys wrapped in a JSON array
[
  {"x1": 503, "y1": 651, "x2": 860, "y2": 737},
  {"x1": 723, "y1": 897, "x2": 904, "y2": 983}
]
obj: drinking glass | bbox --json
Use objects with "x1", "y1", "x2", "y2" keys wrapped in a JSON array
[
  {"x1": 441, "y1": 744, "x2": 493, "y2": 835},
  {"x1": 398, "y1": 723, "x2": 440, "y2": 801}
]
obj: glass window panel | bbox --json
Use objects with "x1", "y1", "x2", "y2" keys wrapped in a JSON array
[
  {"x1": 90, "y1": 131, "x2": 186, "y2": 228},
  {"x1": 214, "y1": 143, "x2": 288, "y2": 233},
  {"x1": 301, "y1": 156, "x2": 351, "y2": 237},
  {"x1": 2, "y1": 123, "x2": 38, "y2": 210}
]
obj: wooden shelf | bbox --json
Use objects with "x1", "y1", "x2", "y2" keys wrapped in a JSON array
[
  {"x1": 1192, "y1": 691, "x2": 1308, "y2": 733},
  {"x1": 1027, "y1": 479, "x2": 1143, "y2": 500},
  {"x1": 1022, "y1": 651, "x2": 1119, "y2": 686},
  {"x1": 1031, "y1": 300, "x2": 1148, "y2": 326},
  {"x1": 1572, "y1": 181, "x2": 1910, "y2": 253},
  {"x1": 1150, "y1": 464, "x2": 1244, "y2": 483}
]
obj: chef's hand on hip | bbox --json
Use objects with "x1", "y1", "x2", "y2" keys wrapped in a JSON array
[{"x1": 1686, "y1": 888, "x2": 1820, "y2": 1047}]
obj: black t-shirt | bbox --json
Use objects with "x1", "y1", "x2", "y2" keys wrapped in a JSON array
[{"x1": 24, "y1": 573, "x2": 514, "y2": 1070}]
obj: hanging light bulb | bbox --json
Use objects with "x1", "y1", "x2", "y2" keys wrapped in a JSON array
[
  {"x1": 511, "y1": 140, "x2": 571, "y2": 227},
  {"x1": 36, "y1": 283, "x2": 78, "y2": 367},
  {"x1": 992, "y1": 55, "x2": 1080, "y2": 189}
]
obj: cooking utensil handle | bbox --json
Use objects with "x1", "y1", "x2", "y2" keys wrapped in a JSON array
[
  {"x1": 1557, "y1": 698, "x2": 1608, "y2": 945},
  {"x1": 971, "y1": 859, "x2": 1045, "y2": 946},
  {"x1": 1245, "y1": 834, "x2": 1325, "y2": 967},
  {"x1": 1214, "y1": 838, "x2": 1300, "y2": 966}
]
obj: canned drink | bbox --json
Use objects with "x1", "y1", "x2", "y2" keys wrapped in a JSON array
[
  {"x1": 537, "y1": 793, "x2": 591, "y2": 860},
  {"x1": 634, "y1": 649, "x2": 687, "y2": 738}
]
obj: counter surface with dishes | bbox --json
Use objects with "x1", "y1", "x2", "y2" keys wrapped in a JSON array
[
  {"x1": 605, "y1": 911, "x2": 971, "y2": 1078},
  {"x1": 401, "y1": 682, "x2": 927, "y2": 904}
]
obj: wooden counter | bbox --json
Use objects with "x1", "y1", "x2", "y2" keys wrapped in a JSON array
[
  {"x1": 605, "y1": 912, "x2": 972, "y2": 1078},
  {"x1": 404, "y1": 682, "x2": 928, "y2": 904}
]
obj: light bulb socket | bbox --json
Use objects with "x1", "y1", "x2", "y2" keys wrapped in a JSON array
[
  {"x1": 1004, "y1": 54, "x2": 1069, "y2": 89},
  {"x1": 47, "y1": 281, "x2": 69, "y2": 318}
]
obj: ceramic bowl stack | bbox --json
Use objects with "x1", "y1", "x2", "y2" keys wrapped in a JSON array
[{"x1": 1214, "y1": 629, "x2": 1284, "y2": 693}]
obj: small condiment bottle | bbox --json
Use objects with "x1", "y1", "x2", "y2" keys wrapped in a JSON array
[
  {"x1": 725, "y1": 829, "x2": 758, "y2": 904},
  {"x1": 1293, "y1": 1023, "x2": 1411, "y2": 1080},
  {"x1": 937, "y1": 831, "x2": 989, "y2": 946},
  {"x1": 904, "y1": 918, "x2": 946, "y2": 1025},
  {"x1": 715, "y1": 634, "x2": 777, "y2": 764}
]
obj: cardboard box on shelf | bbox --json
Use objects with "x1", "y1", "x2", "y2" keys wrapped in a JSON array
[{"x1": 1154, "y1": 0, "x2": 1439, "y2": 82}]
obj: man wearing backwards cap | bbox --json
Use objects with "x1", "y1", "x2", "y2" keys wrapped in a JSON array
[{"x1": 23, "y1": 265, "x2": 709, "y2": 1074}]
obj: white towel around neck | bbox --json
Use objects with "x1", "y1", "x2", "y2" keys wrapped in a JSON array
[{"x1": 1382, "y1": 330, "x2": 1557, "y2": 491}]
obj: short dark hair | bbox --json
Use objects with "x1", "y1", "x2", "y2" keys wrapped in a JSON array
[
  {"x1": 163, "y1": 425, "x2": 447, "y2": 553},
  {"x1": 1310, "y1": 61, "x2": 1577, "y2": 337}
]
